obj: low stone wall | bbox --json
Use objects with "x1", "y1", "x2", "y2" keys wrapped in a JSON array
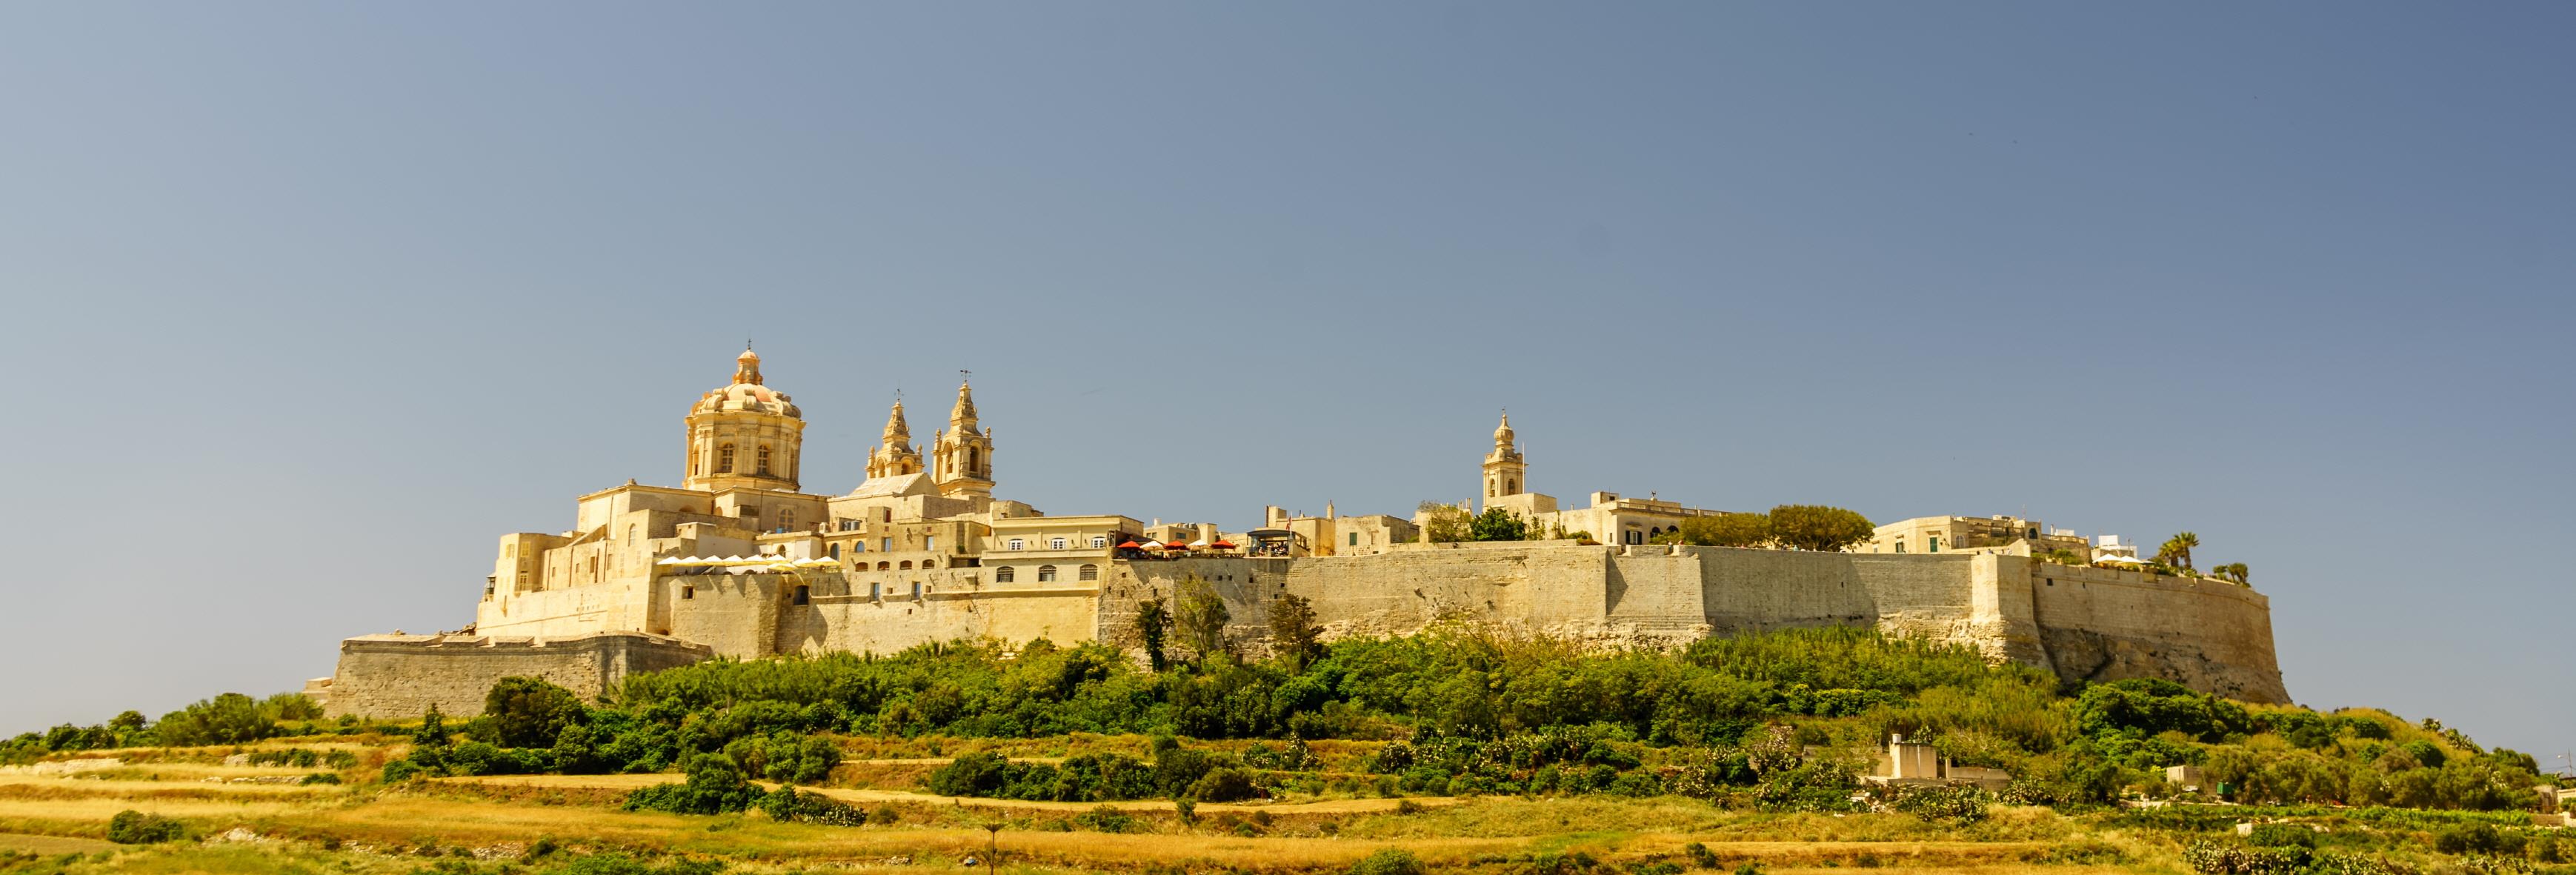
[{"x1": 323, "y1": 631, "x2": 712, "y2": 719}]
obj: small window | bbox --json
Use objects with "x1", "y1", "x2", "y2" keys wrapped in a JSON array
[
  {"x1": 682, "y1": 585, "x2": 695, "y2": 600},
  {"x1": 911, "y1": 582, "x2": 921, "y2": 598},
  {"x1": 870, "y1": 582, "x2": 881, "y2": 599},
  {"x1": 756, "y1": 445, "x2": 773, "y2": 476},
  {"x1": 1078, "y1": 564, "x2": 1099, "y2": 582},
  {"x1": 1349, "y1": 532, "x2": 1359, "y2": 546},
  {"x1": 1928, "y1": 536, "x2": 1941, "y2": 553},
  {"x1": 1049, "y1": 537, "x2": 1068, "y2": 550},
  {"x1": 792, "y1": 585, "x2": 810, "y2": 605},
  {"x1": 778, "y1": 509, "x2": 793, "y2": 530},
  {"x1": 1895, "y1": 542, "x2": 1906, "y2": 553},
  {"x1": 1089, "y1": 536, "x2": 1107, "y2": 548},
  {"x1": 882, "y1": 537, "x2": 892, "y2": 552},
  {"x1": 717, "y1": 445, "x2": 736, "y2": 473},
  {"x1": 900, "y1": 560, "x2": 913, "y2": 570},
  {"x1": 922, "y1": 558, "x2": 939, "y2": 569},
  {"x1": 995, "y1": 566, "x2": 1016, "y2": 583},
  {"x1": 1008, "y1": 538, "x2": 1026, "y2": 550},
  {"x1": 828, "y1": 544, "x2": 841, "y2": 559},
  {"x1": 1624, "y1": 530, "x2": 1643, "y2": 545},
  {"x1": 1036, "y1": 565, "x2": 1058, "y2": 582},
  {"x1": 925, "y1": 536, "x2": 936, "y2": 551},
  {"x1": 876, "y1": 561, "x2": 891, "y2": 570}
]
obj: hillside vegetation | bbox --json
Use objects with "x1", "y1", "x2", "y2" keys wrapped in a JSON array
[{"x1": 4, "y1": 626, "x2": 2566, "y2": 875}]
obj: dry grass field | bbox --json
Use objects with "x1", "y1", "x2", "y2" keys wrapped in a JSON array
[{"x1": 0, "y1": 736, "x2": 2197, "y2": 875}]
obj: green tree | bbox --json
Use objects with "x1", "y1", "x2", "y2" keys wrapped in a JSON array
[
  {"x1": 483, "y1": 676, "x2": 586, "y2": 748},
  {"x1": 1765, "y1": 505, "x2": 1875, "y2": 552},
  {"x1": 2157, "y1": 532, "x2": 2200, "y2": 569},
  {"x1": 107, "y1": 711, "x2": 147, "y2": 733},
  {"x1": 1133, "y1": 597, "x2": 1172, "y2": 672},
  {"x1": 1676, "y1": 513, "x2": 1772, "y2": 548},
  {"x1": 1468, "y1": 507, "x2": 1529, "y2": 542},
  {"x1": 2211, "y1": 562, "x2": 2249, "y2": 585},
  {"x1": 1174, "y1": 576, "x2": 1233, "y2": 665},
  {"x1": 1268, "y1": 593, "x2": 1323, "y2": 672},
  {"x1": 261, "y1": 692, "x2": 324, "y2": 722},
  {"x1": 153, "y1": 693, "x2": 272, "y2": 747},
  {"x1": 1417, "y1": 502, "x2": 1473, "y2": 543}
]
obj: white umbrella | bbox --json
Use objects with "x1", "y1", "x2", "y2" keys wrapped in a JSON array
[
  {"x1": 656, "y1": 556, "x2": 685, "y2": 565},
  {"x1": 2094, "y1": 554, "x2": 2145, "y2": 564},
  {"x1": 1188, "y1": 539, "x2": 1211, "y2": 548}
]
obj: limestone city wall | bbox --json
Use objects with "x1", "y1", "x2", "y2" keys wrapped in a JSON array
[
  {"x1": 331, "y1": 542, "x2": 2286, "y2": 716},
  {"x1": 323, "y1": 631, "x2": 711, "y2": 719}
]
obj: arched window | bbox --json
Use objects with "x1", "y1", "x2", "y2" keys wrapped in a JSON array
[
  {"x1": 1049, "y1": 537, "x2": 1068, "y2": 550},
  {"x1": 1078, "y1": 564, "x2": 1099, "y2": 582},
  {"x1": 1006, "y1": 539, "x2": 1025, "y2": 550},
  {"x1": 968, "y1": 448, "x2": 981, "y2": 474},
  {"x1": 828, "y1": 544, "x2": 840, "y2": 559},
  {"x1": 876, "y1": 561, "x2": 891, "y2": 570},
  {"x1": 922, "y1": 558, "x2": 939, "y2": 569},
  {"x1": 899, "y1": 560, "x2": 913, "y2": 570},
  {"x1": 994, "y1": 566, "x2": 1016, "y2": 583},
  {"x1": 1036, "y1": 565, "x2": 1058, "y2": 582},
  {"x1": 716, "y1": 445, "x2": 736, "y2": 473},
  {"x1": 1508, "y1": 479, "x2": 1518, "y2": 493},
  {"x1": 756, "y1": 445, "x2": 773, "y2": 476}
]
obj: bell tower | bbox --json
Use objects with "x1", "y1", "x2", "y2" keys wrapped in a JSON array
[
  {"x1": 865, "y1": 396, "x2": 924, "y2": 479},
  {"x1": 931, "y1": 376, "x2": 994, "y2": 499},
  {"x1": 682, "y1": 345, "x2": 806, "y2": 494},
  {"x1": 1482, "y1": 410, "x2": 1527, "y2": 506}
]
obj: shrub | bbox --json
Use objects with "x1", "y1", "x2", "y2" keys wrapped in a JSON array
[
  {"x1": 1188, "y1": 767, "x2": 1260, "y2": 802},
  {"x1": 1888, "y1": 784, "x2": 1991, "y2": 825},
  {"x1": 1349, "y1": 848, "x2": 1428, "y2": 875},
  {"x1": 106, "y1": 811, "x2": 187, "y2": 844},
  {"x1": 1073, "y1": 805, "x2": 1136, "y2": 834},
  {"x1": 624, "y1": 754, "x2": 762, "y2": 815},
  {"x1": 300, "y1": 773, "x2": 342, "y2": 785},
  {"x1": 485, "y1": 677, "x2": 588, "y2": 748},
  {"x1": 1684, "y1": 843, "x2": 1719, "y2": 870},
  {"x1": 756, "y1": 785, "x2": 865, "y2": 825}
]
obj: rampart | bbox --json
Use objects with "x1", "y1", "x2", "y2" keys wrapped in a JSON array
[
  {"x1": 322, "y1": 543, "x2": 2284, "y2": 716},
  {"x1": 323, "y1": 631, "x2": 712, "y2": 718},
  {"x1": 1113, "y1": 544, "x2": 2285, "y2": 702}
]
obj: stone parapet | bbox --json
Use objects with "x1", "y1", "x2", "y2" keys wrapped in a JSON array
[{"x1": 322, "y1": 631, "x2": 712, "y2": 719}]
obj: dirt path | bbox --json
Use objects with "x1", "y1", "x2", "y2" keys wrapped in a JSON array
[{"x1": 441, "y1": 773, "x2": 1458, "y2": 814}]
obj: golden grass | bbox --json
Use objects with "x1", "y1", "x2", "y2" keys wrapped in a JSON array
[
  {"x1": 0, "y1": 796, "x2": 314, "y2": 822},
  {"x1": 0, "y1": 831, "x2": 116, "y2": 854},
  {"x1": 439, "y1": 773, "x2": 1461, "y2": 814}
]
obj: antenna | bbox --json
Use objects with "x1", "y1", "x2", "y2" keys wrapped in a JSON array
[{"x1": 960, "y1": 368, "x2": 972, "y2": 383}]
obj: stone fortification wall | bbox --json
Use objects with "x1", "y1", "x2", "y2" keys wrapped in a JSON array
[
  {"x1": 325, "y1": 631, "x2": 710, "y2": 718},
  {"x1": 2021, "y1": 559, "x2": 2285, "y2": 702},
  {"x1": 668, "y1": 570, "x2": 1103, "y2": 658},
  {"x1": 1114, "y1": 545, "x2": 2280, "y2": 702}
]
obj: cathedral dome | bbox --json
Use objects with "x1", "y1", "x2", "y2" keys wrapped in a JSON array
[{"x1": 692, "y1": 346, "x2": 801, "y2": 417}]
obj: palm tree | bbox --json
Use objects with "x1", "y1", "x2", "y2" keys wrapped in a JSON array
[
  {"x1": 2157, "y1": 532, "x2": 2200, "y2": 570},
  {"x1": 2216, "y1": 562, "x2": 2249, "y2": 585}
]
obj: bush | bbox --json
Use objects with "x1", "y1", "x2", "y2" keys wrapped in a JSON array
[
  {"x1": 1349, "y1": 848, "x2": 1428, "y2": 875},
  {"x1": 624, "y1": 754, "x2": 762, "y2": 815},
  {"x1": 300, "y1": 773, "x2": 342, "y2": 785},
  {"x1": 485, "y1": 677, "x2": 588, "y2": 748},
  {"x1": 106, "y1": 811, "x2": 187, "y2": 844},
  {"x1": 1888, "y1": 784, "x2": 1991, "y2": 825},
  {"x1": 1188, "y1": 767, "x2": 1261, "y2": 802},
  {"x1": 756, "y1": 785, "x2": 865, "y2": 825},
  {"x1": 1072, "y1": 805, "x2": 1136, "y2": 834}
]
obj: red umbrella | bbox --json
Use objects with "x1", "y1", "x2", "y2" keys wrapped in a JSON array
[
  {"x1": 1209, "y1": 539, "x2": 1237, "y2": 549},
  {"x1": 1116, "y1": 541, "x2": 1142, "y2": 549}
]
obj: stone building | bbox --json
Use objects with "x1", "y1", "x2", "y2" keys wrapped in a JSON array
[
  {"x1": 1860, "y1": 515, "x2": 2097, "y2": 559},
  {"x1": 319, "y1": 347, "x2": 2290, "y2": 717}
]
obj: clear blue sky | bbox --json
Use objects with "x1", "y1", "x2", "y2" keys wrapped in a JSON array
[{"x1": 2, "y1": 4, "x2": 2568, "y2": 762}]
